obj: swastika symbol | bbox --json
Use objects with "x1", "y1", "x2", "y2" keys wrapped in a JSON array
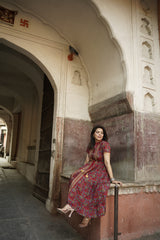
[{"x1": 20, "y1": 18, "x2": 29, "y2": 28}]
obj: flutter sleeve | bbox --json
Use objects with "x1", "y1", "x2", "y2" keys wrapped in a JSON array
[{"x1": 102, "y1": 141, "x2": 111, "y2": 153}]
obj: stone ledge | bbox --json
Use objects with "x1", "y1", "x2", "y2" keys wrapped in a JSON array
[
  {"x1": 61, "y1": 173, "x2": 160, "y2": 195},
  {"x1": 108, "y1": 182, "x2": 160, "y2": 196}
]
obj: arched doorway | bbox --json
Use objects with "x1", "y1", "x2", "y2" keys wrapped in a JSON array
[{"x1": 0, "y1": 42, "x2": 55, "y2": 196}]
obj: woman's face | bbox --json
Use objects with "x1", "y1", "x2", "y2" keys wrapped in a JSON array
[{"x1": 93, "y1": 128, "x2": 104, "y2": 142}]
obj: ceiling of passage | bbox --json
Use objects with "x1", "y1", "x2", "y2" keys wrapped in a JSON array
[{"x1": 0, "y1": 44, "x2": 43, "y2": 113}]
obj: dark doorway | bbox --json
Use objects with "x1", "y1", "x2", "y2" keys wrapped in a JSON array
[{"x1": 33, "y1": 75, "x2": 54, "y2": 202}]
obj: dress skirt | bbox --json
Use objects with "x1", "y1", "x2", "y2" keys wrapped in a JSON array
[{"x1": 68, "y1": 160, "x2": 110, "y2": 218}]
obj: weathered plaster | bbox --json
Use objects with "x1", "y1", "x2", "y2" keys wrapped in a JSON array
[
  {"x1": 62, "y1": 118, "x2": 92, "y2": 174},
  {"x1": 135, "y1": 111, "x2": 160, "y2": 181}
]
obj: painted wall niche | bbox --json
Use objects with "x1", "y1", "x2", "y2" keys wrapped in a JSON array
[
  {"x1": 140, "y1": 18, "x2": 152, "y2": 36},
  {"x1": 142, "y1": 41, "x2": 152, "y2": 59},
  {"x1": 144, "y1": 92, "x2": 155, "y2": 112},
  {"x1": 72, "y1": 70, "x2": 82, "y2": 86},
  {"x1": 143, "y1": 65, "x2": 153, "y2": 84}
]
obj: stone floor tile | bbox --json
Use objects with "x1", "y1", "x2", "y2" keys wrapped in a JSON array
[{"x1": 0, "y1": 218, "x2": 38, "y2": 240}]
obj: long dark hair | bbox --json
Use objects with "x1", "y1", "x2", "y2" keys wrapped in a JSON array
[{"x1": 87, "y1": 125, "x2": 108, "y2": 150}]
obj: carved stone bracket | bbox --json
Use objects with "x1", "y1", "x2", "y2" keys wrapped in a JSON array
[{"x1": 89, "y1": 92, "x2": 133, "y2": 122}]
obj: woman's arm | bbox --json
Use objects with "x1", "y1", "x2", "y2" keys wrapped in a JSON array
[
  {"x1": 84, "y1": 154, "x2": 89, "y2": 164},
  {"x1": 104, "y1": 152, "x2": 122, "y2": 186}
]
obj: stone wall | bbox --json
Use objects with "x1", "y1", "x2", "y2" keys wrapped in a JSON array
[
  {"x1": 88, "y1": 92, "x2": 135, "y2": 181},
  {"x1": 135, "y1": 112, "x2": 160, "y2": 181},
  {"x1": 62, "y1": 118, "x2": 92, "y2": 174},
  {"x1": 87, "y1": 91, "x2": 160, "y2": 182},
  {"x1": 98, "y1": 113, "x2": 135, "y2": 181}
]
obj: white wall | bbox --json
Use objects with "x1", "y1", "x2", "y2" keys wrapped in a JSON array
[{"x1": 93, "y1": 0, "x2": 160, "y2": 113}]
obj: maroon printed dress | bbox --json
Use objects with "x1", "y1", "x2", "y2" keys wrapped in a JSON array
[{"x1": 68, "y1": 140, "x2": 111, "y2": 218}]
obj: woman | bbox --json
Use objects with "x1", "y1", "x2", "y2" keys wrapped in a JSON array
[{"x1": 57, "y1": 125, "x2": 122, "y2": 227}]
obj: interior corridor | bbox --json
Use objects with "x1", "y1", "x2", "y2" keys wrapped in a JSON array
[{"x1": 0, "y1": 158, "x2": 83, "y2": 240}]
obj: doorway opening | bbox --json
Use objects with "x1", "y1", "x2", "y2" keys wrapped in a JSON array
[
  {"x1": 0, "y1": 42, "x2": 55, "y2": 202},
  {"x1": 33, "y1": 75, "x2": 54, "y2": 202},
  {"x1": 0, "y1": 117, "x2": 7, "y2": 158}
]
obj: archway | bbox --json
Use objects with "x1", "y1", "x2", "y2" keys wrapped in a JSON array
[
  {"x1": 0, "y1": 42, "x2": 56, "y2": 194},
  {"x1": 0, "y1": 0, "x2": 126, "y2": 106}
]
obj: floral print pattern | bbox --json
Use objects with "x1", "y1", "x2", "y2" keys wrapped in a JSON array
[{"x1": 68, "y1": 141, "x2": 111, "y2": 218}]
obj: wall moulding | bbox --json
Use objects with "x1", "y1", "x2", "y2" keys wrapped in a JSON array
[
  {"x1": 61, "y1": 175, "x2": 160, "y2": 196},
  {"x1": 0, "y1": 0, "x2": 68, "y2": 46},
  {"x1": 0, "y1": 22, "x2": 68, "y2": 51},
  {"x1": 108, "y1": 181, "x2": 160, "y2": 196},
  {"x1": 142, "y1": 84, "x2": 155, "y2": 92}
]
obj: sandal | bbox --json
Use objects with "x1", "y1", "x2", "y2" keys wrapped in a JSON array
[
  {"x1": 57, "y1": 204, "x2": 74, "y2": 218},
  {"x1": 79, "y1": 217, "x2": 91, "y2": 228}
]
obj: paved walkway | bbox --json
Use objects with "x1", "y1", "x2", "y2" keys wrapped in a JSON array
[{"x1": 0, "y1": 158, "x2": 83, "y2": 240}]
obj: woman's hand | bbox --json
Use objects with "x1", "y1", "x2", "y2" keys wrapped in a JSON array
[{"x1": 111, "y1": 180, "x2": 123, "y2": 186}]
